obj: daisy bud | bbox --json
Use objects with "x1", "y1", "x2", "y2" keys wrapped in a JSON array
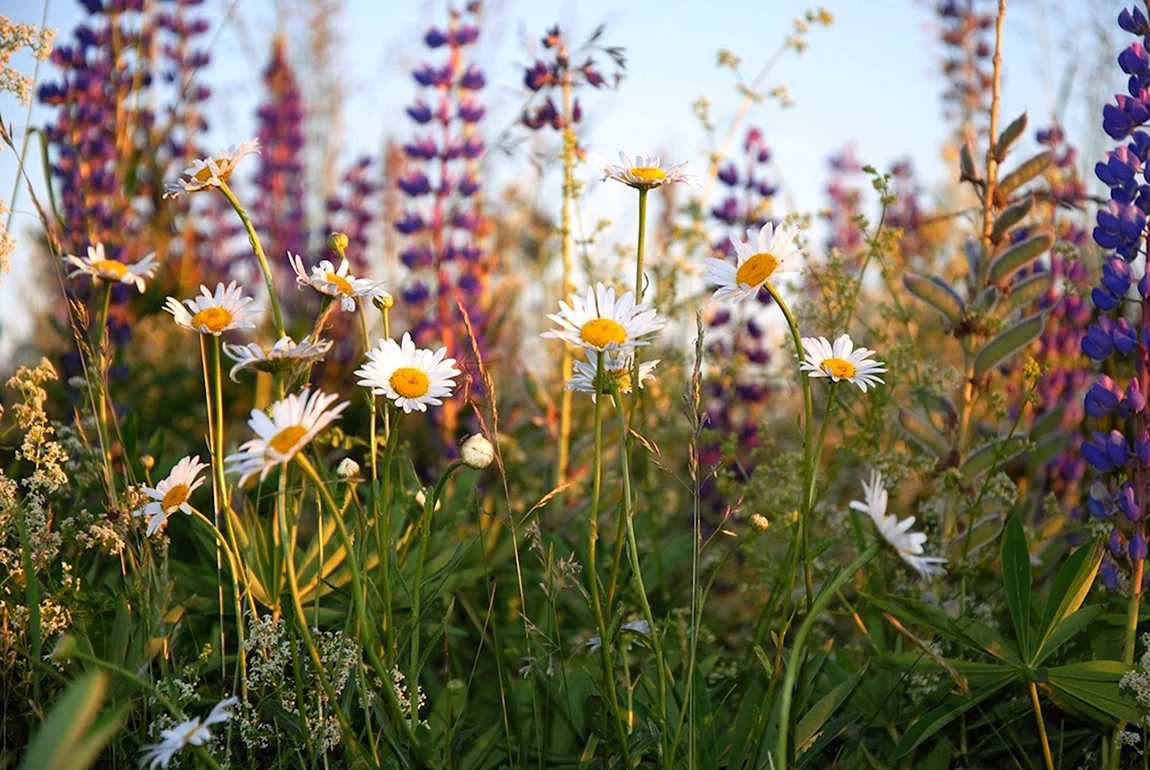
[
  {"x1": 749, "y1": 514, "x2": 770, "y2": 532},
  {"x1": 460, "y1": 434, "x2": 495, "y2": 469},
  {"x1": 415, "y1": 488, "x2": 442, "y2": 512},
  {"x1": 446, "y1": 678, "x2": 466, "y2": 695},
  {"x1": 337, "y1": 458, "x2": 361, "y2": 479},
  {"x1": 373, "y1": 293, "x2": 394, "y2": 311},
  {"x1": 141, "y1": 454, "x2": 155, "y2": 470},
  {"x1": 327, "y1": 232, "x2": 349, "y2": 252}
]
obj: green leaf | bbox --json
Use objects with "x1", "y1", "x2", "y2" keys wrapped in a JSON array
[
  {"x1": 996, "y1": 272, "x2": 1053, "y2": 318},
  {"x1": 1033, "y1": 606, "x2": 1102, "y2": 667},
  {"x1": 988, "y1": 232, "x2": 1054, "y2": 285},
  {"x1": 1046, "y1": 660, "x2": 1140, "y2": 725},
  {"x1": 20, "y1": 672, "x2": 123, "y2": 770},
  {"x1": 892, "y1": 673, "x2": 1015, "y2": 758},
  {"x1": 970, "y1": 285, "x2": 1000, "y2": 314},
  {"x1": 997, "y1": 150, "x2": 1052, "y2": 196},
  {"x1": 1024, "y1": 435, "x2": 1070, "y2": 475},
  {"x1": 1033, "y1": 538, "x2": 1101, "y2": 663},
  {"x1": 994, "y1": 111, "x2": 1028, "y2": 160},
  {"x1": 903, "y1": 272, "x2": 964, "y2": 324},
  {"x1": 960, "y1": 142, "x2": 979, "y2": 183},
  {"x1": 1001, "y1": 516, "x2": 1032, "y2": 659},
  {"x1": 1029, "y1": 406, "x2": 1065, "y2": 443},
  {"x1": 960, "y1": 436, "x2": 1026, "y2": 480},
  {"x1": 973, "y1": 313, "x2": 1045, "y2": 378},
  {"x1": 991, "y1": 194, "x2": 1033, "y2": 243},
  {"x1": 796, "y1": 666, "x2": 864, "y2": 754},
  {"x1": 898, "y1": 408, "x2": 950, "y2": 458}
]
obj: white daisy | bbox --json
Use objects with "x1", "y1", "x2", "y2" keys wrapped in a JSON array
[
  {"x1": 542, "y1": 283, "x2": 665, "y2": 353},
  {"x1": 356, "y1": 332, "x2": 461, "y2": 414},
  {"x1": 163, "y1": 139, "x2": 260, "y2": 198},
  {"x1": 566, "y1": 350, "x2": 659, "y2": 401},
  {"x1": 850, "y1": 470, "x2": 946, "y2": 579},
  {"x1": 133, "y1": 455, "x2": 208, "y2": 536},
  {"x1": 226, "y1": 389, "x2": 349, "y2": 484},
  {"x1": 599, "y1": 152, "x2": 691, "y2": 190},
  {"x1": 798, "y1": 333, "x2": 886, "y2": 392},
  {"x1": 221, "y1": 335, "x2": 333, "y2": 383},
  {"x1": 704, "y1": 222, "x2": 803, "y2": 303},
  {"x1": 164, "y1": 281, "x2": 257, "y2": 336},
  {"x1": 65, "y1": 243, "x2": 157, "y2": 293},
  {"x1": 289, "y1": 253, "x2": 390, "y2": 312},
  {"x1": 138, "y1": 697, "x2": 237, "y2": 769}
]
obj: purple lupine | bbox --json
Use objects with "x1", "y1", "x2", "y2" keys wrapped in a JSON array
[
  {"x1": 397, "y1": 0, "x2": 493, "y2": 431},
  {"x1": 1083, "y1": 7, "x2": 1150, "y2": 591},
  {"x1": 252, "y1": 36, "x2": 307, "y2": 276},
  {"x1": 322, "y1": 157, "x2": 380, "y2": 272},
  {"x1": 824, "y1": 144, "x2": 865, "y2": 258},
  {"x1": 936, "y1": 0, "x2": 996, "y2": 145},
  {"x1": 700, "y1": 127, "x2": 781, "y2": 510}
]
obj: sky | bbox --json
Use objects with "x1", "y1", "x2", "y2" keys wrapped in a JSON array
[{"x1": 0, "y1": 0, "x2": 1131, "y2": 366}]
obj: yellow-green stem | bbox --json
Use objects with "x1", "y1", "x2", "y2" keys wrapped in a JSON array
[
  {"x1": 1029, "y1": 681, "x2": 1055, "y2": 770},
  {"x1": 218, "y1": 181, "x2": 284, "y2": 337},
  {"x1": 555, "y1": 74, "x2": 577, "y2": 490}
]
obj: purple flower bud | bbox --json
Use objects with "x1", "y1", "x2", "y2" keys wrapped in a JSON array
[
  {"x1": 459, "y1": 64, "x2": 485, "y2": 90},
  {"x1": 1088, "y1": 493, "x2": 1110, "y2": 519},
  {"x1": 1120, "y1": 7, "x2": 1150, "y2": 36},
  {"x1": 398, "y1": 172, "x2": 431, "y2": 197},
  {"x1": 1121, "y1": 482, "x2": 1142, "y2": 521},
  {"x1": 524, "y1": 60, "x2": 550, "y2": 91},
  {"x1": 406, "y1": 100, "x2": 433, "y2": 124},
  {"x1": 1086, "y1": 375, "x2": 1123, "y2": 417},
  {"x1": 1122, "y1": 43, "x2": 1150, "y2": 75},
  {"x1": 1109, "y1": 429, "x2": 1132, "y2": 466},
  {"x1": 457, "y1": 172, "x2": 480, "y2": 197},
  {"x1": 1130, "y1": 379, "x2": 1148, "y2": 414},
  {"x1": 1103, "y1": 256, "x2": 1134, "y2": 295},
  {"x1": 1113, "y1": 527, "x2": 1129, "y2": 555},
  {"x1": 718, "y1": 163, "x2": 738, "y2": 186},
  {"x1": 1083, "y1": 322, "x2": 1115, "y2": 360},
  {"x1": 1101, "y1": 554, "x2": 1121, "y2": 589},
  {"x1": 1138, "y1": 432, "x2": 1150, "y2": 466},
  {"x1": 1093, "y1": 287, "x2": 1120, "y2": 311},
  {"x1": 404, "y1": 138, "x2": 437, "y2": 160},
  {"x1": 424, "y1": 27, "x2": 447, "y2": 48},
  {"x1": 1132, "y1": 532, "x2": 1148, "y2": 561},
  {"x1": 458, "y1": 98, "x2": 485, "y2": 123},
  {"x1": 1114, "y1": 318, "x2": 1138, "y2": 355},
  {"x1": 1083, "y1": 432, "x2": 1115, "y2": 472},
  {"x1": 395, "y1": 212, "x2": 426, "y2": 234}
]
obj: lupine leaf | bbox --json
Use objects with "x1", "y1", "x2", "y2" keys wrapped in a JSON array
[
  {"x1": 898, "y1": 408, "x2": 950, "y2": 458},
  {"x1": 1046, "y1": 661, "x2": 1140, "y2": 725},
  {"x1": 973, "y1": 313, "x2": 1045, "y2": 378},
  {"x1": 996, "y1": 272, "x2": 1053, "y2": 318},
  {"x1": 1034, "y1": 538, "x2": 1101, "y2": 663},
  {"x1": 796, "y1": 667, "x2": 864, "y2": 755},
  {"x1": 960, "y1": 436, "x2": 1026, "y2": 479},
  {"x1": 970, "y1": 285, "x2": 1000, "y2": 314},
  {"x1": 988, "y1": 232, "x2": 1054, "y2": 285},
  {"x1": 903, "y1": 272, "x2": 964, "y2": 323},
  {"x1": 994, "y1": 111, "x2": 1028, "y2": 159},
  {"x1": 892, "y1": 674, "x2": 1016, "y2": 758},
  {"x1": 991, "y1": 193, "x2": 1033, "y2": 242},
  {"x1": 997, "y1": 150, "x2": 1052, "y2": 196},
  {"x1": 1001, "y1": 516, "x2": 1032, "y2": 658}
]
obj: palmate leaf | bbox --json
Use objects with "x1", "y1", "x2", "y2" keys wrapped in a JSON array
[
  {"x1": 1034, "y1": 537, "x2": 1101, "y2": 664},
  {"x1": 1046, "y1": 661, "x2": 1140, "y2": 726},
  {"x1": 892, "y1": 672, "x2": 1016, "y2": 758},
  {"x1": 1001, "y1": 516, "x2": 1033, "y2": 659}
]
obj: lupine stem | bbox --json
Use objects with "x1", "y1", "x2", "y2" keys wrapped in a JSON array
[
  {"x1": 218, "y1": 180, "x2": 284, "y2": 337},
  {"x1": 586, "y1": 352, "x2": 634, "y2": 762},
  {"x1": 556, "y1": 72, "x2": 577, "y2": 491},
  {"x1": 612, "y1": 387, "x2": 669, "y2": 761},
  {"x1": 1029, "y1": 681, "x2": 1055, "y2": 770}
]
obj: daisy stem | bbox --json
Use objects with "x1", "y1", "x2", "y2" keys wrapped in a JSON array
[
  {"x1": 587, "y1": 353, "x2": 634, "y2": 762},
  {"x1": 556, "y1": 79, "x2": 577, "y2": 492},
  {"x1": 409, "y1": 459, "x2": 464, "y2": 715},
  {"x1": 774, "y1": 543, "x2": 879, "y2": 770},
  {"x1": 93, "y1": 281, "x2": 112, "y2": 435},
  {"x1": 218, "y1": 180, "x2": 284, "y2": 338},
  {"x1": 191, "y1": 509, "x2": 248, "y2": 700},
  {"x1": 801, "y1": 383, "x2": 840, "y2": 599},
  {"x1": 359, "y1": 305, "x2": 377, "y2": 613},
  {"x1": 295, "y1": 454, "x2": 422, "y2": 752},
  {"x1": 764, "y1": 283, "x2": 815, "y2": 609},
  {"x1": 612, "y1": 387, "x2": 670, "y2": 758},
  {"x1": 376, "y1": 406, "x2": 399, "y2": 668}
]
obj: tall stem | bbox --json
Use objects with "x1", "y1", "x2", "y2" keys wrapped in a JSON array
[
  {"x1": 1028, "y1": 681, "x2": 1055, "y2": 770},
  {"x1": 556, "y1": 73, "x2": 577, "y2": 490},
  {"x1": 764, "y1": 283, "x2": 815, "y2": 608},
  {"x1": 612, "y1": 388, "x2": 669, "y2": 759},
  {"x1": 774, "y1": 544, "x2": 879, "y2": 770},
  {"x1": 218, "y1": 181, "x2": 284, "y2": 337},
  {"x1": 586, "y1": 353, "x2": 634, "y2": 760}
]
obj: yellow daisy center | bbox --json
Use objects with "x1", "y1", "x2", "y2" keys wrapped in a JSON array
[
  {"x1": 628, "y1": 166, "x2": 667, "y2": 184},
  {"x1": 92, "y1": 259, "x2": 129, "y2": 278},
  {"x1": 391, "y1": 367, "x2": 431, "y2": 399},
  {"x1": 267, "y1": 424, "x2": 309, "y2": 456},
  {"x1": 160, "y1": 483, "x2": 190, "y2": 512},
  {"x1": 191, "y1": 307, "x2": 234, "y2": 333},
  {"x1": 736, "y1": 252, "x2": 779, "y2": 287},
  {"x1": 820, "y1": 357, "x2": 856, "y2": 379},
  {"x1": 325, "y1": 272, "x2": 354, "y2": 295},
  {"x1": 580, "y1": 318, "x2": 627, "y2": 348}
]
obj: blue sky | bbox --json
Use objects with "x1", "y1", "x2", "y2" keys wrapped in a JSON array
[{"x1": 0, "y1": 0, "x2": 1130, "y2": 363}]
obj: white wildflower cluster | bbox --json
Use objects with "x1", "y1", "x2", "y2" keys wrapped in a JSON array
[
  {"x1": 0, "y1": 199, "x2": 13, "y2": 278},
  {"x1": 391, "y1": 667, "x2": 428, "y2": 728},
  {"x1": 0, "y1": 15, "x2": 56, "y2": 106},
  {"x1": 1120, "y1": 633, "x2": 1150, "y2": 730}
]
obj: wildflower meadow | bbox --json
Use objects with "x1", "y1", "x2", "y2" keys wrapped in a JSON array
[{"x1": 6, "y1": 0, "x2": 1150, "y2": 767}]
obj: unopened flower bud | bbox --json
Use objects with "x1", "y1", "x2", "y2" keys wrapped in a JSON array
[
  {"x1": 373, "y1": 293, "x2": 394, "y2": 311},
  {"x1": 49, "y1": 634, "x2": 78, "y2": 662},
  {"x1": 327, "y1": 232, "x2": 349, "y2": 252},
  {"x1": 446, "y1": 678, "x2": 466, "y2": 695},
  {"x1": 749, "y1": 514, "x2": 770, "y2": 532},
  {"x1": 415, "y1": 488, "x2": 441, "y2": 512},
  {"x1": 140, "y1": 454, "x2": 155, "y2": 470},
  {"x1": 460, "y1": 434, "x2": 495, "y2": 469},
  {"x1": 337, "y1": 458, "x2": 361, "y2": 479}
]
